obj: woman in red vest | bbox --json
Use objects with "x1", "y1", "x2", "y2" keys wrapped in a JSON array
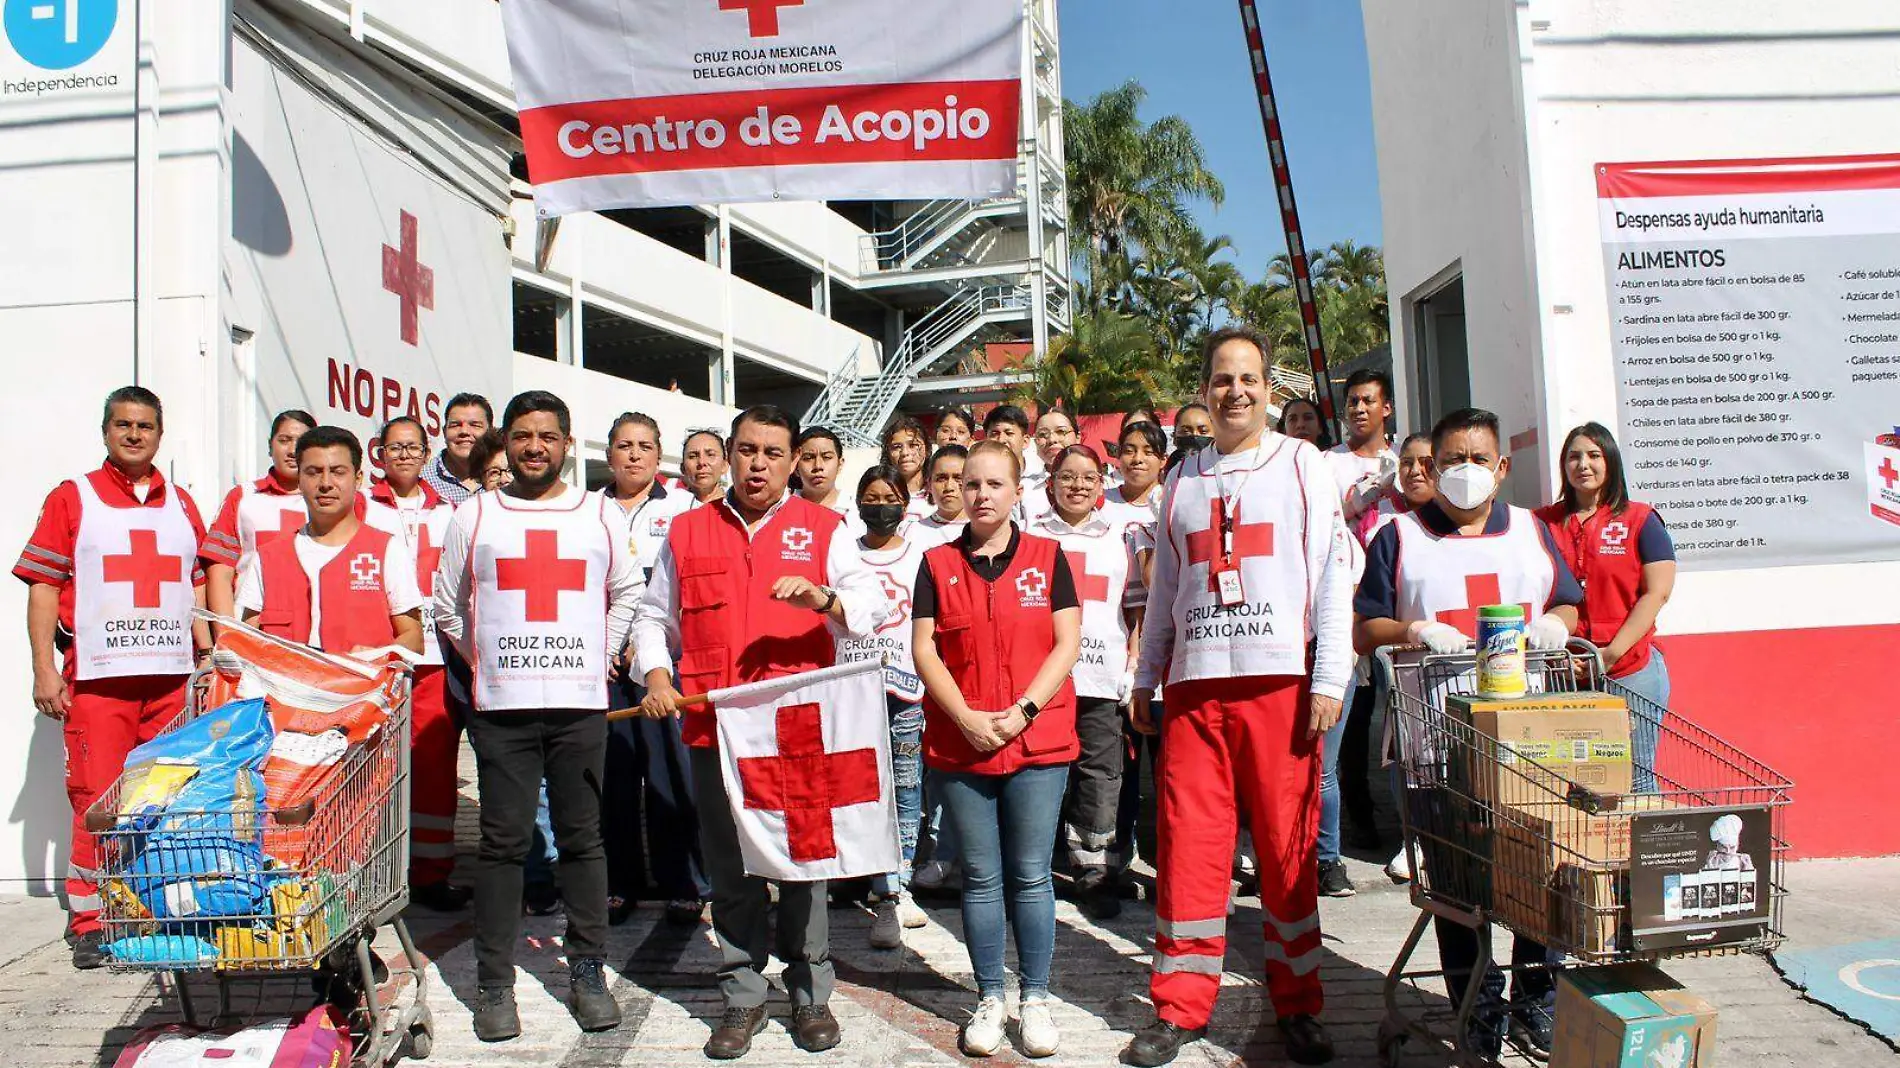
[
  {"x1": 912, "y1": 440, "x2": 1081, "y2": 1059},
  {"x1": 1536, "y1": 422, "x2": 1677, "y2": 791}
]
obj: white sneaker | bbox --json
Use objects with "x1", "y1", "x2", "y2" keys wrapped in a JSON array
[
  {"x1": 961, "y1": 995, "x2": 1008, "y2": 1057},
  {"x1": 897, "y1": 890, "x2": 927, "y2": 929},
  {"x1": 1386, "y1": 844, "x2": 1415, "y2": 883},
  {"x1": 913, "y1": 859, "x2": 961, "y2": 892},
  {"x1": 868, "y1": 898, "x2": 902, "y2": 950},
  {"x1": 1018, "y1": 993, "x2": 1061, "y2": 1057}
]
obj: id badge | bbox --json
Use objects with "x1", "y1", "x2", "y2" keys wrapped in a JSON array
[{"x1": 1216, "y1": 567, "x2": 1245, "y2": 607}]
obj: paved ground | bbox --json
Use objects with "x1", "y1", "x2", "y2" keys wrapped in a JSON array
[{"x1": 1, "y1": 743, "x2": 1893, "y2": 1067}]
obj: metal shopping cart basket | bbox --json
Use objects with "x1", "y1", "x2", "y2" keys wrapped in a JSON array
[
  {"x1": 1372, "y1": 640, "x2": 1792, "y2": 1067},
  {"x1": 85, "y1": 616, "x2": 434, "y2": 1065}
]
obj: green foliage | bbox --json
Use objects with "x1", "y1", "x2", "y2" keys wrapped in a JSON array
[{"x1": 1049, "y1": 83, "x2": 1390, "y2": 412}]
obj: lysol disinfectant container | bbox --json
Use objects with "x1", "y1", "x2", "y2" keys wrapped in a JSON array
[{"x1": 1476, "y1": 604, "x2": 1528, "y2": 698}]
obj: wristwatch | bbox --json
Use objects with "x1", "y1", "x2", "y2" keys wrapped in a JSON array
[
  {"x1": 815, "y1": 585, "x2": 838, "y2": 613},
  {"x1": 1017, "y1": 697, "x2": 1041, "y2": 721}
]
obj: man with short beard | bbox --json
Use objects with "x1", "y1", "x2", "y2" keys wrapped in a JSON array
[{"x1": 433, "y1": 391, "x2": 644, "y2": 1043}]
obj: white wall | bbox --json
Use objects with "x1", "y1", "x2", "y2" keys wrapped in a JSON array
[
  {"x1": 1362, "y1": 0, "x2": 1900, "y2": 636},
  {"x1": 513, "y1": 353, "x2": 737, "y2": 471}
]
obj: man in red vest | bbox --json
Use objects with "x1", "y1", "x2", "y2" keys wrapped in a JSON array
[
  {"x1": 634, "y1": 405, "x2": 889, "y2": 1060},
  {"x1": 234, "y1": 426, "x2": 424, "y2": 658},
  {"x1": 17, "y1": 386, "x2": 212, "y2": 968}
]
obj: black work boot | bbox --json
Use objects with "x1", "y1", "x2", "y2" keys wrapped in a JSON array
[
  {"x1": 472, "y1": 986, "x2": 520, "y2": 1042},
  {"x1": 567, "y1": 958, "x2": 621, "y2": 1032},
  {"x1": 1123, "y1": 1019, "x2": 1207, "y2": 1066}
]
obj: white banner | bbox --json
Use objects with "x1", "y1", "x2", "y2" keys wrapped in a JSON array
[
  {"x1": 499, "y1": 0, "x2": 1024, "y2": 215},
  {"x1": 712, "y1": 661, "x2": 898, "y2": 882}
]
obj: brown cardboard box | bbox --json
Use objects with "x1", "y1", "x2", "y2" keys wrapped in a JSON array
[
  {"x1": 1554, "y1": 862, "x2": 1631, "y2": 959},
  {"x1": 1446, "y1": 693, "x2": 1635, "y2": 809},
  {"x1": 1553, "y1": 963, "x2": 1717, "y2": 1068},
  {"x1": 1491, "y1": 796, "x2": 1675, "y2": 955}
]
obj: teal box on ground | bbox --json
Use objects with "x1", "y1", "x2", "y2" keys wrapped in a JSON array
[{"x1": 1553, "y1": 962, "x2": 1718, "y2": 1068}]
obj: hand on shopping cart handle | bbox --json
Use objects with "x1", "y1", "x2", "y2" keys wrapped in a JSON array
[
  {"x1": 1406, "y1": 620, "x2": 1471, "y2": 655},
  {"x1": 1308, "y1": 693, "x2": 1342, "y2": 739}
]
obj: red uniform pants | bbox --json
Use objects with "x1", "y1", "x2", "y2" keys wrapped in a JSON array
[
  {"x1": 64, "y1": 673, "x2": 188, "y2": 936},
  {"x1": 1151, "y1": 674, "x2": 1324, "y2": 1027},
  {"x1": 409, "y1": 665, "x2": 461, "y2": 885}
]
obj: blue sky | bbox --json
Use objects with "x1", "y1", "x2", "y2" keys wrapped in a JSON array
[{"x1": 1056, "y1": 0, "x2": 1383, "y2": 278}]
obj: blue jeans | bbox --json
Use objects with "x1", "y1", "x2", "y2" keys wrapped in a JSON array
[
  {"x1": 876, "y1": 699, "x2": 925, "y2": 896},
  {"x1": 1614, "y1": 650, "x2": 1671, "y2": 793},
  {"x1": 938, "y1": 763, "x2": 1069, "y2": 997},
  {"x1": 1317, "y1": 674, "x2": 1356, "y2": 864},
  {"x1": 924, "y1": 771, "x2": 961, "y2": 867},
  {"x1": 524, "y1": 781, "x2": 557, "y2": 886}
]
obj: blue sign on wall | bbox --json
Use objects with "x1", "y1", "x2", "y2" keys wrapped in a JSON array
[{"x1": 4, "y1": 0, "x2": 118, "y2": 70}]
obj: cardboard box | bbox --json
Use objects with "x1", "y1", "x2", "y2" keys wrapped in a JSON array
[
  {"x1": 1553, "y1": 963, "x2": 1717, "y2": 1068},
  {"x1": 1446, "y1": 693, "x2": 1634, "y2": 809},
  {"x1": 1554, "y1": 862, "x2": 1632, "y2": 959},
  {"x1": 1489, "y1": 796, "x2": 1677, "y2": 952}
]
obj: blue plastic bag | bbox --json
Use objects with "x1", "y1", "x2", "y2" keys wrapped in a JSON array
[
  {"x1": 120, "y1": 697, "x2": 273, "y2": 838},
  {"x1": 123, "y1": 835, "x2": 279, "y2": 924}
]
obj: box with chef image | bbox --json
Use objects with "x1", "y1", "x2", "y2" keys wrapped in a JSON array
[{"x1": 1630, "y1": 805, "x2": 1770, "y2": 952}]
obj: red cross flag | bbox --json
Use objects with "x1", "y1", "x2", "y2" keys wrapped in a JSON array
[
  {"x1": 710, "y1": 660, "x2": 897, "y2": 882},
  {"x1": 498, "y1": 0, "x2": 1024, "y2": 214}
]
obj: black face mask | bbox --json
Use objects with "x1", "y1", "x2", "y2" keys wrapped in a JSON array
[
  {"x1": 1174, "y1": 434, "x2": 1213, "y2": 454},
  {"x1": 859, "y1": 504, "x2": 907, "y2": 535}
]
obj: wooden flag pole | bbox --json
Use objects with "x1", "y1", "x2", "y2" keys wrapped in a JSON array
[{"x1": 605, "y1": 691, "x2": 710, "y2": 722}]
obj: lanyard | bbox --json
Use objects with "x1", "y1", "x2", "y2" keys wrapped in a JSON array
[{"x1": 1207, "y1": 444, "x2": 1274, "y2": 562}]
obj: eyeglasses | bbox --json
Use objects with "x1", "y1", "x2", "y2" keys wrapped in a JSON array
[
  {"x1": 383, "y1": 443, "x2": 426, "y2": 457},
  {"x1": 1034, "y1": 429, "x2": 1077, "y2": 441},
  {"x1": 1055, "y1": 473, "x2": 1103, "y2": 488}
]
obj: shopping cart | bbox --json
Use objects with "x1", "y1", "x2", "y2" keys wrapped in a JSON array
[
  {"x1": 85, "y1": 618, "x2": 434, "y2": 1065},
  {"x1": 1372, "y1": 640, "x2": 1792, "y2": 1067}
]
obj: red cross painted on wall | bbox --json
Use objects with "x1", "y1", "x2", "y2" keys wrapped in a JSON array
[
  {"x1": 381, "y1": 210, "x2": 435, "y2": 346},
  {"x1": 1880, "y1": 457, "x2": 1899, "y2": 491},
  {"x1": 256, "y1": 508, "x2": 306, "y2": 551},
  {"x1": 1064, "y1": 550, "x2": 1109, "y2": 604},
  {"x1": 1434, "y1": 574, "x2": 1533, "y2": 638},
  {"x1": 719, "y1": 0, "x2": 803, "y2": 37},
  {"x1": 495, "y1": 529, "x2": 588, "y2": 622},
  {"x1": 736, "y1": 702, "x2": 881, "y2": 863},
  {"x1": 414, "y1": 524, "x2": 442, "y2": 597},
  {"x1": 1183, "y1": 499, "x2": 1274, "y2": 593},
  {"x1": 102, "y1": 530, "x2": 185, "y2": 608}
]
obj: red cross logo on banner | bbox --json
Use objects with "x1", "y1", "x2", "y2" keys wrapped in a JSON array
[
  {"x1": 736, "y1": 702, "x2": 880, "y2": 863},
  {"x1": 1434, "y1": 574, "x2": 1534, "y2": 637},
  {"x1": 381, "y1": 209, "x2": 435, "y2": 346},
  {"x1": 1015, "y1": 567, "x2": 1048, "y2": 603},
  {"x1": 1880, "y1": 457, "x2": 1899, "y2": 490},
  {"x1": 1064, "y1": 550, "x2": 1109, "y2": 604},
  {"x1": 349, "y1": 553, "x2": 382, "y2": 587},
  {"x1": 495, "y1": 529, "x2": 588, "y2": 622},
  {"x1": 1183, "y1": 499, "x2": 1275, "y2": 593},
  {"x1": 718, "y1": 0, "x2": 803, "y2": 37},
  {"x1": 257, "y1": 508, "x2": 306, "y2": 551},
  {"x1": 414, "y1": 525, "x2": 441, "y2": 597},
  {"x1": 102, "y1": 530, "x2": 185, "y2": 608}
]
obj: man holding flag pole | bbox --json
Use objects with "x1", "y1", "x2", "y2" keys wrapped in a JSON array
[{"x1": 633, "y1": 405, "x2": 890, "y2": 1060}]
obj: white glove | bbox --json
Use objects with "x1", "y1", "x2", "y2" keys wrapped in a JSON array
[
  {"x1": 1408, "y1": 620, "x2": 1470, "y2": 654},
  {"x1": 1117, "y1": 671, "x2": 1134, "y2": 704},
  {"x1": 1527, "y1": 613, "x2": 1570, "y2": 652}
]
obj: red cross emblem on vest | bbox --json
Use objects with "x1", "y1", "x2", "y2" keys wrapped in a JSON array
[
  {"x1": 1184, "y1": 498, "x2": 1274, "y2": 593},
  {"x1": 381, "y1": 209, "x2": 434, "y2": 347},
  {"x1": 1064, "y1": 550, "x2": 1109, "y2": 604},
  {"x1": 736, "y1": 702, "x2": 880, "y2": 862},
  {"x1": 782, "y1": 526, "x2": 813, "y2": 553},
  {"x1": 874, "y1": 571, "x2": 910, "y2": 634},
  {"x1": 495, "y1": 529, "x2": 588, "y2": 623},
  {"x1": 258, "y1": 508, "x2": 305, "y2": 551},
  {"x1": 102, "y1": 530, "x2": 185, "y2": 608},
  {"x1": 1015, "y1": 566, "x2": 1048, "y2": 604},
  {"x1": 348, "y1": 553, "x2": 382, "y2": 589},
  {"x1": 414, "y1": 524, "x2": 442, "y2": 597},
  {"x1": 1880, "y1": 456, "x2": 1900, "y2": 490},
  {"x1": 718, "y1": 0, "x2": 803, "y2": 37},
  {"x1": 1434, "y1": 574, "x2": 1534, "y2": 637}
]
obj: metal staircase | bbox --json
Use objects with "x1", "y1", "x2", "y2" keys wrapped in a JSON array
[
  {"x1": 859, "y1": 196, "x2": 1023, "y2": 275},
  {"x1": 807, "y1": 284, "x2": 1037, "y2": 446}
]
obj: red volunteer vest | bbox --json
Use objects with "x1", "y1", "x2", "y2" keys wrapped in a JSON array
[
  {"x1": 921, "y1": 532, "x2": 1080, "y2": 775},
  {"x1": 670, "y1": 495, "x2": 841, "y2": 747},
  {"x1": 1535, "y1": 500, "x2": 1658, "y2": 677},
  {"x1": 256, "y1": 525, "x2": 399, "y2": 654}
]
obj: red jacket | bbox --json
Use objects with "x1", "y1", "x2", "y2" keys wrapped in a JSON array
[
  {"x1": 669, "y1": 495, "x2": 841, "y2": 747},
  {"x1": 255, "y1": 524, "x2": 399, "y2": 654},
  {"x1": 921, "y1": 532, "x2": 1079, "y2": 775},
  {"x1": 1535, "y1": 500, "x2": 1659, "y2": 676}
]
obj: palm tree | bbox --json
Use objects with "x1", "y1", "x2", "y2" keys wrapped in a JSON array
[
  {"x1": 1065, "y1": 81, "x2": 1226, "y2": 313},
  {"x1": 1023, "y1": 308, "x2": 1173, "y2": 414},
  {"x1": 1318, "y1": 240, "x2": 1384, "y2": 291}
]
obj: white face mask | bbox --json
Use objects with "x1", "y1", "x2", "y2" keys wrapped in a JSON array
[{"x1": 1439, "y1": 462, "x2": 1497, "y2": 510}]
